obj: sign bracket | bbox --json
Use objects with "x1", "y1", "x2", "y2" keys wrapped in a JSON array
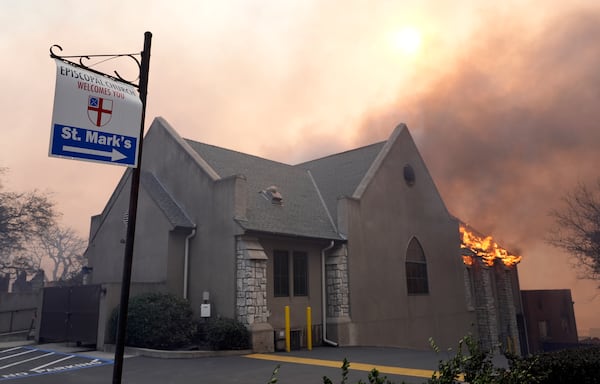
[{"x1": 50, "y1": 44, "x2": 142, "y2": 88}]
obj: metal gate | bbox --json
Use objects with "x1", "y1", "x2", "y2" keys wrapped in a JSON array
[{"x1": 39, "y1": 285, "x2": 101, "y2": 345}]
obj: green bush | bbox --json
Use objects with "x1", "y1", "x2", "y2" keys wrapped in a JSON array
[
  {"x1": 522, "y1": 346, "x2": 600, "y2": 384},
  {"x1": 422, "y1": 339, "x2": 600, "y2": 384},
  {"x1": 205, "y1": 317, "x2": 250, "y2": 350},
  {"x1": 110, "y1": 292, "x2": 196, "y2": 350}
]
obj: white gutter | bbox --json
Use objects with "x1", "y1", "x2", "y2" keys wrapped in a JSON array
[
  {"x1": 321, "y1": 240, "x2": 338, "y2": 347},
  {"x1": 183, "y1": 227, "x2": 197, "y2": 300}
]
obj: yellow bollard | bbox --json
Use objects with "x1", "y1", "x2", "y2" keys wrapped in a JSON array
[
  {"x1": 285, "y1": 305, "x2": 291, "y2": 352},
  {"x1": 306, "y1": 306, "x2": 312, "y2": 351}
]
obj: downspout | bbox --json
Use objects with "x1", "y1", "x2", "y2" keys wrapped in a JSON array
[
  {"x1": 183, "y1": 226, "x2": 197, "y2": 300},
  {"x1": 321, "y1": 240, "x2": 338, "y2": 346}
]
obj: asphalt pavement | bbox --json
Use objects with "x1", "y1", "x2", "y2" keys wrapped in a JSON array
[{"x1": 0, "y1": 340, "x2": 478, "y2": 384}]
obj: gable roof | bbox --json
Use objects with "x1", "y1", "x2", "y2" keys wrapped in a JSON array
[
  {"x1": 140, "y1": 171, "x2": 195, "y2": 230},
  {"x1": 185, "y1": 140, "x2": 343, "y2": 240},
  {"x1": 146, "y1": 120, "x2": 426, "y2": 241},
  {"x1": 296, "y1": 141, "x2": 386, "y2": 222}
]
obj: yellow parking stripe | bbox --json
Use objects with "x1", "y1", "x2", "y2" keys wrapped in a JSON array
[{"x1": 245, "y1": 353, "x2": 435, "y2": 379}]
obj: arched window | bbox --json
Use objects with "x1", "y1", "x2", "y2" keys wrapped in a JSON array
[{"x1": 405, "y1": 237, "x2": 429, "y2": 294}]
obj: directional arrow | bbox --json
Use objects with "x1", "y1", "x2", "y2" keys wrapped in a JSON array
[{"x1": 63, "y1": 145, "x2": 127, "y2": 162}]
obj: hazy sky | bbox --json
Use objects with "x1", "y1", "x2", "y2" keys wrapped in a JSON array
[{"x1": 1, "y1": 0, "x2": 598, "y2": 334}]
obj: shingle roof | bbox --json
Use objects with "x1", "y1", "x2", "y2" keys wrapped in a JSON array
[
  {"x1": 185, "y1": 140, "x2": 342, "y2": 240},
  {"x1": 296, "y1": 142, "x2": 386, "y2": 222},
  {"x1": 141, "y1": 171, "x2": 195, "y2": 230}
]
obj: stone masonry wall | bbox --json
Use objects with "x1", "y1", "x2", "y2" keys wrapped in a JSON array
[
  {"x1": 495, "y1": 266, "x2": 520, "y2": 355},
  {"x1": 464, "y1": 268, "x2": 475, "y2": 311},
  {"x1": 468, "y1": 259, "x2": 523, "y2": 354},
  {"x1": 236, "y1": 240, "x2": 268, "y2": 326},
  {"x1": 325, "y1": 246, "x2": 350, "y2": 318},
  {"x1": 472, "y1": 260, "x2": 499, "y2": 351}
]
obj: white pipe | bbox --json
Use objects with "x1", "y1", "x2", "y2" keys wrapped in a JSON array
[
  {"x1": 183, "y1": 227, "x2": 196, "y2": 300},
  {"x1": 321, "y1": 240, "x2": 338, "y2": 347}
]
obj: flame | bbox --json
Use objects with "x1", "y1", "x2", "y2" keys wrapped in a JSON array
[
  {"x1": 460, "y1": 224, "x2": 522, "y2": 267},
  {"x1": 462, "y1": 255, "x2": 474, "y2": 266}
]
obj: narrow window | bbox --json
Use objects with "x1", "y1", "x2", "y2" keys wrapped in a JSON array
[
  {"x1": 293, "y1": 251, "x2": 308, "y2": 296},
  {"x1": 274, "y1": 250, "x2": 289, "y2": 297},
  {"x1": 406, "y1": 237, "x2": 429, "y2": 294}
]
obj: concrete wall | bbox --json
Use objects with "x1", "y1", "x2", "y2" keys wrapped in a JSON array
[
  {"x1": 342, "y1": 127, "x2": 476, "y2": 350},
  {"x1": 0, "y1": 292, "x2": 41, "y2": 335}
]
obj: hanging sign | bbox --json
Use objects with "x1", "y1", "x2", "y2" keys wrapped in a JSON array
[{"x1": 49, "y1": 59, "x2": 142, "y2": 167}]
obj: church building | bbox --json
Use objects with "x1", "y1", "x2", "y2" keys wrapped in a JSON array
[{"x1": 85, "y1": 117, "x2": 524, "y2": 353}]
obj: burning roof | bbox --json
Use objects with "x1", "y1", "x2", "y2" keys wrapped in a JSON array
[{"x1": 460, "y1": 223, "x2": 522, "y2": 267}]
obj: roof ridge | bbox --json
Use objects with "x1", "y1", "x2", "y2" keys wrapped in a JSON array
[
  {"x1": 183, "y1": 138, "x2": 297, "y2": 169},
  {"x1": 295, "y1": 141, "x2": 386, "y2": 167}
]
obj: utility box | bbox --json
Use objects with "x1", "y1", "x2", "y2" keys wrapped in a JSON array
[{"x1": 200, "y1": 303, "x2": 211, "y2": 318}]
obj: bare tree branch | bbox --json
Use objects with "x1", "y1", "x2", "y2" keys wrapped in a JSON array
[
  {"x1": 547, "y1": 180, "x2": 600, "y2": 285},
  {"x1": 0, "y1": 170, "x2": 57, "y2": 279},
  {"x1": 29, "y1": 225, "x2": 86, "y2": 281}
]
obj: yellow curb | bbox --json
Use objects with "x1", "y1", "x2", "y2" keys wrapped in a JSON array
[{"x1": 245, "y1": 353, "x2": 436, "y2": 379}]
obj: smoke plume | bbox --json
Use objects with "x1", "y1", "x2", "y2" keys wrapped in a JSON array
[
  {"x1": 357, "y1": 8, "x2": 600, "y2": 332},
  {"x1": 361, "y1": 9, "x2": 600, "y2": 242}
]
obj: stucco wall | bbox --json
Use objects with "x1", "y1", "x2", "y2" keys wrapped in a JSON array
[
  {"x1": 87, "y1": 176, "x2": 171, "y2": 285},
  {"x1": 138, "y1": 118, "x2": 238, "y2": 319},
  {"x1": 87, "y1": 118, "x2": 240, "y2": 322},
  {"x1": 343, "y1": 127, "x2": 476, "y2": 349},
  {"x1": 188, "y1": 176, "x2": 239, "y2": 318},
  {"x1": 87, "y1": 174, "x2": 134, "y2": 284}
]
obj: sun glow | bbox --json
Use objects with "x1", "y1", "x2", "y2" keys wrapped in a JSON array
[{"x1": 390, "y1": 26, "x2": 422, "y2": 56}]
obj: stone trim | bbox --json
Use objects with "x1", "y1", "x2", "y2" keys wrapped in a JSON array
[
  {"x1": 472, "y1": 260, "x2": 499, "y2": 351},
  {"x1": 325, "y1": 245, "x2": 350, "y2": 318},
  {"x1": 235, "y1": 237, "x2": 268, "y2": 325},
  {"x1": 469, "y1": 259, "x2": 522, "y2": 354},
  {"x1": 495, "y1": 266, "x2": 520, "y2": 355}
]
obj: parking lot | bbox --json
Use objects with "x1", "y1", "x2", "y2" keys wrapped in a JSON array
[
  {"x1": 0, "y1": 342, "x2": 452, "y2": 384},
  {"x1": 0, "y1": 345, "x2": 112, "y2": 381}
]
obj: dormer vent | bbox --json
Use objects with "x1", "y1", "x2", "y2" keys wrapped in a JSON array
[{"x1": 260, "y1": 185, "x2": 283, "y2": 205}]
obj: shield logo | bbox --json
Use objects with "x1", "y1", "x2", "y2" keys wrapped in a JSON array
[{"x1": 87, "y1": 96, "x2": 113, "y2": 127}]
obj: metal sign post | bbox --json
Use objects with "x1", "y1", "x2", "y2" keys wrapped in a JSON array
[{"x1": 49, "y1": 31, "x2": 152, "y2": 384}]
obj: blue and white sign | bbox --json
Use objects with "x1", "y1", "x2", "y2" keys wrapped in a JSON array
[{"x1": 49, "y1": 59, "x2": 142, "y2": 167}]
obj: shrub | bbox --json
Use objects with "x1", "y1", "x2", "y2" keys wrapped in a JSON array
[
  {"x1": 205, "y1": 317, "x2": 250, "y2": 350},
  {"x1": 522, "y1": 346, "x2": 600, "y2": 384},
  {"x1": 423, "y1": 336, "x2": 600, "y2": 384},
  {"x1": 110, "y1": 292, "x2": 196, "y2": 350},
  {"x1": 272, "y1": 338, "x2": 600, "y2": 384}
]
